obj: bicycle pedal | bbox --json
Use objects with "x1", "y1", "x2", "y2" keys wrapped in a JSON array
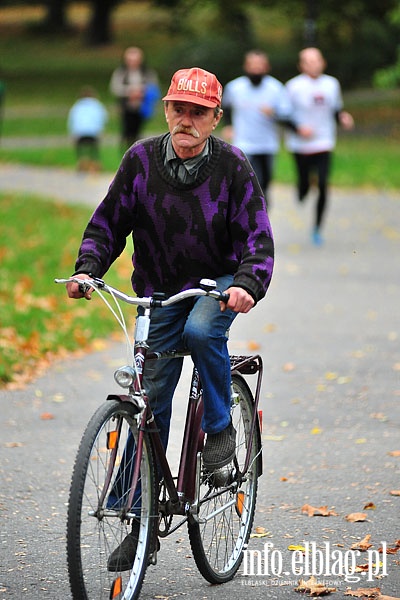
[
  {"x1": 148, "y1": 537, "x2": 160, "y2": 566},
  {"x1": 148, "y1": 551, "x2": 158, "y2": 566}
]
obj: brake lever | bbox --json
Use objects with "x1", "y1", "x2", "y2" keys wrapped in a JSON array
[{"x1": 78, "y1": 281, "x2": 93, "y2": 295}]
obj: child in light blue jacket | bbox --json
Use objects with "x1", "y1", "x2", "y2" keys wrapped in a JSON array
[{"x1": 68, "y1": 86, "x2": 108, "y2": 171}]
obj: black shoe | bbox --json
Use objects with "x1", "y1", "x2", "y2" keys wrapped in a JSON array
[
  {"x1": 203, "y1": 421, "x2": 236, "y2": 471},
  {"x1": 107, "y1": 520, "x2": 159, "y2": 572}
]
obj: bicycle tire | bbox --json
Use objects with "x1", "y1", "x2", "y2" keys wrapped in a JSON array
[
  {"x1": 188, "y1": 373, "x2": 261, "y2": 583},
  {"x1": 67, "y1": 399, "x2": 157, "y2": 600}
]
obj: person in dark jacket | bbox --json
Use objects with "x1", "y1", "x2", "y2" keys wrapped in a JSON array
[
  {"x1": 66, "y1": 66, "x2": 274, "y2": 570},
  {"x1": 110, "y1": 46, "x2": 160, "y2": 150}
]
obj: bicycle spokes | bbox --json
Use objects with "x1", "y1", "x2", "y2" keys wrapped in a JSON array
[
  {"x1": 67, "y1": 400, "x2": 157, "y2": 600},
  {"x1": 187, "y1": 374, "x2": 260, "y2": 584}
]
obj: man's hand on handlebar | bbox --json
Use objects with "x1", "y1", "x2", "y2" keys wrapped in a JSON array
[
  {"x1": 221, "y1": 287, "x2": 254, "y2": 314},
  {"x1": 66, "y1": 274, "x2": 94, "y2": 301},
  {"x1": 63, "y1": 277, "x2": 254, "y2": 311}
]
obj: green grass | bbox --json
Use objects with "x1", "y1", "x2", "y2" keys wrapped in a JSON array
[
  {"x1": 1, "y1": 104, "x2": 166, "y2": 136},
  {"x1": 1, "y1": 112, "x2": 68, "y2": 137},
  {"x1": 0, "y1": 145, "x2": 123, "y2": 172},
  {"x1": 0, "y1": 192, "x2": 134, "y2": 387},
  {"x1": 274, "y1": 135, "x2": 400, "y2": 190},
  {"x1": 332, "y1": 137, "x2": 400, "y2": 189},
  {"x1": 1, "y1": 101, "x2": 165, "y2": 136}
]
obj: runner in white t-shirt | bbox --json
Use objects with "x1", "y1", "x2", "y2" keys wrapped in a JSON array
[
  {"x1": 222, "y1": 50, "x2": 292, "y2": 206},
  {"x1": 285, "y1": 47, "x2": 354, "y2": 245}
]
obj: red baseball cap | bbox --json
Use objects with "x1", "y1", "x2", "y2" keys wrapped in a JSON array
[{"x1": 162, "y1": 67, "x2": 223, "y2": 108}]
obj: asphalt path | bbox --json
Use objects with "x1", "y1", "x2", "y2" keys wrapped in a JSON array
[{"x1": 1, "y1": 164, "x2": 399, "y2": 599}]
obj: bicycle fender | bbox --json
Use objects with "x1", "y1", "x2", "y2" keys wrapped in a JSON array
[
  {"x1": 106, "y1": 394, "x2": 142, "y2": 414},
  {"x1": 255, "y1": 414, "x2": 263, "y2": 477}
]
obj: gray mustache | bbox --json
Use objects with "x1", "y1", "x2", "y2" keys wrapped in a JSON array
[{"x1": 172, "y1": 125, "x2": 200, "y2": 138}]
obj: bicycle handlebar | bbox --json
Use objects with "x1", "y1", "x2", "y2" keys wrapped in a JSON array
[{"x1": 54, "y1": 277, "x2": 230, "y2": 307}]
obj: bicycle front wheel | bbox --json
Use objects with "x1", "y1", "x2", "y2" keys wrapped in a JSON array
[
  {"x1": 188, "y1": 373, "x2": 261, "y2": 583},
  {"x1": 67, "y1": 399, "x2": 157, "y2": 600}
]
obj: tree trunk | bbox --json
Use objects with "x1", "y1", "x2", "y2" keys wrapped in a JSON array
[
  {"x1": 42, "y1": 0, "x2": 69, "y2": 32},
  {"x1": 87, "y1": 0, "x2": 118, "y2": 46}
]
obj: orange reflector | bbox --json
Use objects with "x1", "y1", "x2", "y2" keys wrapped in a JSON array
[
  {"x1": 110, "y1": 576, "x2": 122, "y2": 598},
  {"x1": 258, "y1": 409, "x2": 263, "y2": 433},
  {"x1": 107, "y1": 430, "x2": 119, "y2": 450},
  {"x1": 236, "y1": 490, "x2": 245, "y2": 516}
]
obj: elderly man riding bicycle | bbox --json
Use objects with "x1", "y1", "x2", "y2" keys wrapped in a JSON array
[{"x1": 66, "y1": 65, "x2": 274, "y2": 570}]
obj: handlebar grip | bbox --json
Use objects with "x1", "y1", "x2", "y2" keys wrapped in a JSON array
[{"x1": 220, "y1": 292, "x2": 230, "y2": 304}]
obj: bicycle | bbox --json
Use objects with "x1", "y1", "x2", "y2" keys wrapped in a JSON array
[{"x1": 55, "y1": 276, "x2": 264, "y2": 600}]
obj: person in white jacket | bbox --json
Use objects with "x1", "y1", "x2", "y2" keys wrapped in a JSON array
[
  {"x1": 285, "y1": 47, "x2": 354, "y2": 245},
  {"x1": 222, "y1": 50, "x2": 292, "y2": 206}
]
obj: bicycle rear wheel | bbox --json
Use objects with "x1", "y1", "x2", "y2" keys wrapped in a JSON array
[
  {"x1": 188, "y1": 373, "x2": 261, "y2": 583},
  {"x1": 67, "y1": 399, "x2": 157, "y2": 600}
]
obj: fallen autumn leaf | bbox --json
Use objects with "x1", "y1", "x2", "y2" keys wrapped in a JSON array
[
  {"x1": 295, "y1": 575, "x2": 336, "y2": 596},
  {"x1": 302, "y1": 504, "x2": 338, "y2": 517},
  {"x1": 344, "y1": 587, "x2": 381, "y2": 598},
  {"x1": 345, "y1": 512, "x2": 368, "y2": 522},
  {"x1": 351, "y1": 534, "x2": 373, "y2": 551},
  {"x1": 40, "y1": 412, "x2": 55, "y2": 420}
]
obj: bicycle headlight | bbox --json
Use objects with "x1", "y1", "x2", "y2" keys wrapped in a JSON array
[{"x1": 114, "y1": 365, "x2": 137, "y2": 388}]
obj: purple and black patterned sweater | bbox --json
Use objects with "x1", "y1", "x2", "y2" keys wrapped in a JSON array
[{"x1": 74, "y1": 134, "x2": 274, "y2": 301}]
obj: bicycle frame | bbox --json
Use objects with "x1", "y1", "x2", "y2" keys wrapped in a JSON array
[
  {"x1": 107, "y1": 348, "x2": 263, "y2": 523},
  {"x1": 60, "y1": 275, "x2": 267, "y2": 599},
  {"x1": 55, "y1": 277, "x2": 263, "y2": 523}
]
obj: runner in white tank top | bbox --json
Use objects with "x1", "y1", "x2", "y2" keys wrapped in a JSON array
[{"x1": 285, "y1": 48, "x2": 354, "y2": 245}]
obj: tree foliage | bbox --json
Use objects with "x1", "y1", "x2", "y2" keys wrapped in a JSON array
[
  {"x1": 151, "y1": 0, "x2": 400, "y2": 86},
  {"x1": 260, "y1": 0, "x2": 400, "y2": 85},
  {"x1": 2, "y1": 0, "x2": 400, "y2": 86},
  {"x1": 374, "y1": 5, "x2": 400, "y2": 88}
]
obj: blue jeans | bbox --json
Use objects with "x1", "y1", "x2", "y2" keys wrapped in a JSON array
[
  {"x1": 107, "y1": 275, "x2": 237, "y2": 509},
  {"x1": 142, "y1": 274, "x2": 237, "y2": 449}
]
